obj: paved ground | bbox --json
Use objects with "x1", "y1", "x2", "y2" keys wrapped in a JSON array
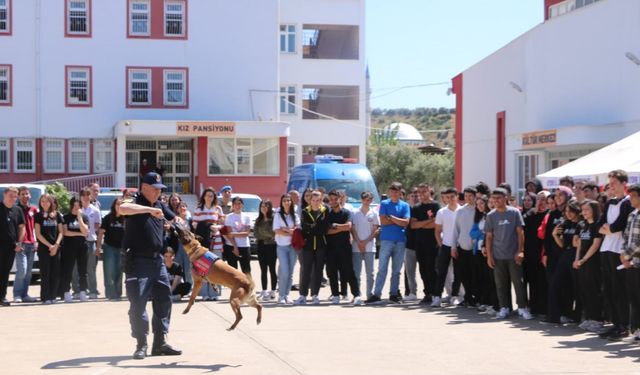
[{"x1": 4, "y1": 260, "x2": 640, "y2": 375}]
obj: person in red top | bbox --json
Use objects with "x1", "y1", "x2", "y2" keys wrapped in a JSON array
[{"x1": 13, "y1": 186, "x2": 38, "y2": 303}]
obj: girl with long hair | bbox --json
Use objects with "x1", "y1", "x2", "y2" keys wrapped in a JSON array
[
  {"x1": 34, "y1": 194, "x2": 64, "y2": 304},
  {"x1": 470, "y1": 195, "x2": 498, "y2": 314},
  {"x1": 273, "y1": 194, "x2": 300, "y2": 304},
  {"x1": 192, "y1": 187, "x2": 224, "y2": 300},
  {"x1": 254, "y1": 200, "x2": 277, "y2": 300},
  {"x1": 97, "y1": 197, "x2": 125, "y2": 300},
  {"x1": 573, "y1": 200, "x2": 604, "y2": 332},
  {"x1": 60, "y1": 197, "x2": 89, "y2": 303}
]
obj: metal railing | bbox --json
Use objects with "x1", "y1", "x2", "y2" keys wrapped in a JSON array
[{"x1": 32, "y1": 172, "x2": 115, "y2": 193}]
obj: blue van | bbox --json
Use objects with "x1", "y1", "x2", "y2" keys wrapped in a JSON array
[{"x1": 287, "y1": 157, "x2": 381, "y2": 209}]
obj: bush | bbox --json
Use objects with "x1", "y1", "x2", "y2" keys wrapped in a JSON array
[{"x1": 46, "y1": 182, "x2": 72, "y2": 214}]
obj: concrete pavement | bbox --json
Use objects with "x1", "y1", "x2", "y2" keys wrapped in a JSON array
[{"x1": 3, "y1": 260, "x2": 640, "y2": 375}]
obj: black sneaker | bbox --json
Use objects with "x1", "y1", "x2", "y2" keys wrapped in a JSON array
[
  {"x1": 607, "y1": 329, "x2": 629, "y2": 341},
  {"x1": 540, "y1": 318, "x2": 560, "y2": 325},
  {"x1": 419, "y1": 296, "x2": 432, "y2": 305},
  {"x1": 1, "y1": 299, "x2": 10, "y2": 307},
  {"x1": 598, "y1": 326, "x2": 617, "y2": 339},
  {"x1": 365, "y1": 295, "x2": 381, "y2": 304},
  {"x1": 389, "y1": 295, "x2": 402, "y2": 304}
]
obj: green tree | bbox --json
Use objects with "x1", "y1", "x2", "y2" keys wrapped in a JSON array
[
  {"x1": 367, "y1": 144, "x2": 454, "y2": 195},
  {"x1": 46, "y1": 182, "x2": 72, "y2": 214}
]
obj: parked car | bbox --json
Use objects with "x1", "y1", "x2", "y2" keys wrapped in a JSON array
[
  {"x1": 0, "y1": 184, "x2": 47, "y2": 283},
  {"x1": 96, "y1": 188, "x2": 137, "y2": 218},
  {"x1": 287, "y1": 156, "x2": 381, "y2": 209}
]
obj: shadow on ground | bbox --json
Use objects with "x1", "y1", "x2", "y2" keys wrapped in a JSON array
[{"x1": 42, "y1": 355, "x2": 240, "y2": 372}]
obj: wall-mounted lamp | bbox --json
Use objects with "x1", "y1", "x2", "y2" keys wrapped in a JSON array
[
  {"x1": 625, "y1": 52, "x2": 640, "y2": 66},
  {"x1": 446, "y1": 87, "x2": 453, "y2": 96},
  {"x1": 509, "y1": 81, "x2": 523, "y2": 93},
  {"x1": 124, "y1": 121, "x2": 131, "y2": 126}
]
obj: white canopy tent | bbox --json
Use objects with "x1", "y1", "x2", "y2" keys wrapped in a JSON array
[{"x1": 537, "y1": 131, "x2": 640, "y2": 188}]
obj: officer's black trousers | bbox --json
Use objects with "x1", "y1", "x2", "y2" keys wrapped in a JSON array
[{"x1": 125, "y1": 256, "x2": 172, "y2": 341}]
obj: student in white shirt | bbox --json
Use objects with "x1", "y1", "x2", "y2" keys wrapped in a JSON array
[
  {"x1": 224, "y1": 197, "x2": 252, "y2": 274},
  {"x1": 273, "y1": 194, "x2": 301, "y2": 304},
  {"x1": 351, "y1": 191, "x2": 380, "y2": 299}
]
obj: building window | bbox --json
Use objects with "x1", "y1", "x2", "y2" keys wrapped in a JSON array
[
  {"x1": 66, "y1": 66, "x2": 91, "y2": 106},
  {"x1": 517, "y1": 154, "x2": 539, "y2": 201},
  {"x1": 69, "y1": 139, "x2": 89, "y2": 173},
  {"x1": 129, "y1": 0, "x2": 150, "y2": 36},
  {"x1": 14, "y1": 139, "x2": 35, "y2": 173},
  {"x1": 164, "y1": 0, "x2": 185, "y2": 37},
  {"x1": 163, "y1": 69, "x2": 186, "y2": 106},
  {"x1": 280, "y1": 24, "x2": 295, "y2": 53},
  {"x1": 208, "y1": 138, "x2": 280, "y2": 176},
  {"x1": 0, "y1": 139, "x2": 8, "y2": 172},
  {"x1": 44, "y1": 139, "x2": 65, "y2": 173},
  {"x1": 0, "y1": 65, "x2": 10, "y2": 105},
  {"x1": 280, "y1": 86, "x2": 296, "y2": 114},
  {"x1": 66, "y1": 0, "x2": 90, "y2": 36},
  {"x1": 0, "y1": 0, "x2": 10, "y2": 34},
  {"x1": 287, "y1": 144, "x2": 297, "y2": 174},
  {"x1": 94, "y1": 139, "x2": 113, "y2": 172},
  {"x1": 128, "y1": 69, "x2": 151, "y2": 106}
]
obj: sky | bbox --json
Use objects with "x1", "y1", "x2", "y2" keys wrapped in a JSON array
[{"x1": 366, "y1": 0, "x2": 543, "y2": 110}]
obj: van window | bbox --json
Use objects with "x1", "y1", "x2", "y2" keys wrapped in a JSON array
[
  {"x1": 288, "y1": 180, "x2": 308, "y2": 194},
  {"x1": 315, "y1": 179, "x2": 380, "y2": 205}
]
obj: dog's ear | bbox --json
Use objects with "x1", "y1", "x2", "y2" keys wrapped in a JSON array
[{"x1": 194, "y1": 234, "x2": 204, "y2": 242}]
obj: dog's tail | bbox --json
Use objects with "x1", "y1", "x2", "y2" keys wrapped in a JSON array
[{"x1": 244, "y1": 272, "x2": 262, "y2": 325}]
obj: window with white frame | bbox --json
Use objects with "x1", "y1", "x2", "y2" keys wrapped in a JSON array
[
  {"x1": 67, "y1": 0, "x2": 90, "y2": 35},
  {"x1": 94, "y1": 139, "x2": 113, "y2": 172},
  {"x1": 164, "y1": 69, "x2": 186, "y2": 106},
  {"x1": 130, "y1": 0, "x2": 150, "y2": 36},
  {"x1": 280, "y1": 24, "x2": 295, "y2": 53},
  {"x1": 280, "y1": 86, "x2": 296, "y2": 114},
  {"x1": 208, "y1": 138, "x2": 280, "y2": 175},
  {"x1": 44, "y1": 139, "x2": 65, "y2": 173},
  {"x1": 128, "y1": 69, "x2": 151, "y2": 105},
  {"x1": 69, "y1": 139, "x2": 89, "y2": 173},
  {"x1": 67, "y1": 67, "x2": 90, "y2": 105},
  {"x1": 14, "y1": 139, "x2": 35, "y2": 173},
  {"x1": 0, "y1": 139, "x2": 8, "y2": 172},
  {"x1": 0, "y1": 0, "x2": 9, "y2": 33},
  {"x1": 287, "y1": 144, "x2": 297, "y2": 174},
  {"x1": 0, "y1": 66, "x2": 9, "y2": 104},
  {"x1": 164, "y1": 1, "x2": 184, "y2": 36}
]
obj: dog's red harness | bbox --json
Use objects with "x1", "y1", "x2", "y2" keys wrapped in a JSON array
[{"x1": 192, "y1": 251, "x2": 220, "y2": 277}]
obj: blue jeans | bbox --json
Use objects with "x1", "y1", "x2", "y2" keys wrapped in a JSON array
[
  {"x1": 353, "y1": 252, "x2": 375, "y2": 298},
  {"x1": 374, "y1": 240, "x2": 406, "y2": 297},
  {"x1": 277, "y1": 245, "x2": 297, "y2": 298},
  {"x1": 174, "y1": 243, "x2": 192, "y2": 285},
  {"x1": 13, "y1": 243, "x2": 35, "y2": 299},
  {"x1": 102, "y1": 244, "x2": 122, "y2": 299}
]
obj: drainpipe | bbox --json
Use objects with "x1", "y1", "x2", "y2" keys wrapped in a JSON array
[{"x1": 35, "y1": 0, "x2": 42, "y2": 179}]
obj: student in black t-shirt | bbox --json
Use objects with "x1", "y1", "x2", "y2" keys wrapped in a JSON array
[
  {"x1": 97, "y1": 197, "x2": 125, "y2": 300},
  {"x1": 34, "y1": 194, "x2": 64, "y2": 304},
  {"x1": 0, "y1": 186, "x2": 25, "y2": 306},
  {"x1": 326, "y1": 190, "x2": 360, "y2": 305},
  {"x1": 409, "y1": 183, "x2": 441, "y2": 304},
  {"x1": 546, "y1": 200, "x2": 581, "y2": 324},
  {"x1": 60, "y1": 197, "x2": 89, "y2": 303},
  {"x1": 163, "y1": 247, "x2": 191, "y2": 301},
  {"x1": 573, "y1": 200, "x2": 604, "y2": 332}
]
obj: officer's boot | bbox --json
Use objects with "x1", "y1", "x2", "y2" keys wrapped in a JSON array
[
  {"x1": 133, "y1": 337, "x2": 148, "y2": 360},
  {"x1": 151, "y1": 334, "x2": 182, "y2": 356}
]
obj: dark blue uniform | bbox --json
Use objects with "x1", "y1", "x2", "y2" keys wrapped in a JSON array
[{"x1": 123, "y1": 193, "x2": 175, "y2": 342}]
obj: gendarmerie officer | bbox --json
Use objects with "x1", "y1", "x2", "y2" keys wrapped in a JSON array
[{"x1": 119, "y1": 172, "x2": 183, "y2": 360}]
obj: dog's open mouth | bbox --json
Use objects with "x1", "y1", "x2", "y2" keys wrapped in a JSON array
[{"x1": 173, "y1": 223, "x2": 196, "y2": 245}]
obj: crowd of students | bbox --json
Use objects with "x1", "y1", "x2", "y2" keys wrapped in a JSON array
[{"x1": 1, "y1": 169, "x2": 640, "y2": 344}]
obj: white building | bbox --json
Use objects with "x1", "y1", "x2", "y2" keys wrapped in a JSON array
[
  {"x1": 452, "y1": 0, "x2": 640, "y2": 196},
  {"x1": 382, "y1": 123, "x2": 425, "y2": 146},
  {"x1": 0, "y1": 0, "x2": 368, "y2": 201}
]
